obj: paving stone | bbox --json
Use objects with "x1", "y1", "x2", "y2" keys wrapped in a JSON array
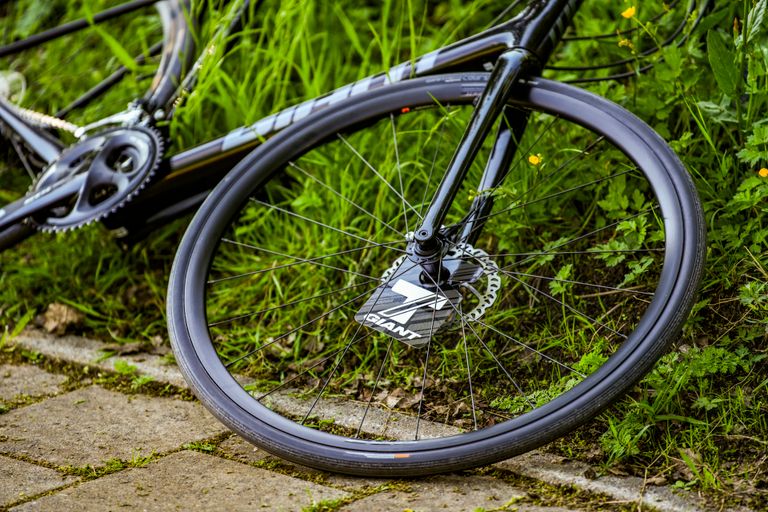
[
  {"x1": 0, "y1": 455, "x2": 75, "y2": 508},
  {"x1": 216, "y1": 435, "x2": 272, "y2": 464},
  {"x1": 498, "y1": 451, "x2": 711, "y2": 512},
  {"x1": 0, "y1": 385, "x2": 226, "y2": 467},
  {"x1": 340, "y1": 474, "x2": 526, "y2": 512},
  {"x1": 13, "y1": 449, "x2": 349, "y2": 511},
  {"x1": 6, "y1": 331, "x2": 730, "y2": 511},
  {"x1": 514, "y1": 508, "x2": 580, "y2": 512},
  {"x1": 218, "y1": 435, "x2": 391, "y2": 490},
  {"x1": 15, "y1": 329, "x2": 188, "y2": 389},
  {"x1": 265, "y1": 389, "x2": 460, "y2": 440},
  {"x1": 0, "y1": 364, "x2": 67, "y2": 403}
]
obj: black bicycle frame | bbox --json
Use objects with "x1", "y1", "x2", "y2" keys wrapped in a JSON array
[{"x1": 1, "y1": 0, "x2": 590, "y2": 244}]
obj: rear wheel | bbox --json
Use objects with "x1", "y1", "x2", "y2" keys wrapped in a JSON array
[{"x1": 168, "y1": 73, "x2": 705, "y2": 476}]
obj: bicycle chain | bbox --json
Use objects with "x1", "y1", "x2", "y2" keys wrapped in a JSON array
[
  {"x1": 9, "y1": 104, "x2": 80, "y2": 134},
  {"x1": 0, "y1": 72, "x2": 80, "y2": 134}
]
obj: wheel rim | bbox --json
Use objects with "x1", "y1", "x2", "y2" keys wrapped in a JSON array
[{"x1": 176, "y1": 78, "x2": 694, "y2": 459}]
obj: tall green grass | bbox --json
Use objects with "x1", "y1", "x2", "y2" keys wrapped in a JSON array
[{"x1": 0, "y1": 0, "x2": 765, "y2": 506}]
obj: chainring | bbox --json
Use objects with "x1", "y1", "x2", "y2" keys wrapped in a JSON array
[{"x1": 30, "y1": 126, "x2": 163, "y2": 232}]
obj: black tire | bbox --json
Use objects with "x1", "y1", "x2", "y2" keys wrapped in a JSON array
[
  {"x1": 168, "y1": 73, "x2": 705, "y2": 476},
  {"x1": 0, "y1": 0, "x2": 193, "y2": 248}
]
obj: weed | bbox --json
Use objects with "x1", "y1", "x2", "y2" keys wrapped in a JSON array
[{"x1": 183, "y1": 441, "x2": 216, "y2": 453}]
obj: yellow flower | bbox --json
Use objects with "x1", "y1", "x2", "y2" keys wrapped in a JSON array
[
  {"x1": 528, "y1": 154, "x2": 542, "y2": 166},
  {"x1": 621, "y1": 6, "x2": 636, "y2": 19},
  {"x1": 759, "y1": 168, "x2": 768, "y2": 178}
]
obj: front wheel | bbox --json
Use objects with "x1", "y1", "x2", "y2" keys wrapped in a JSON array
[{"x1": 168, "y1": 74, "x2": 705, "y2": 476}]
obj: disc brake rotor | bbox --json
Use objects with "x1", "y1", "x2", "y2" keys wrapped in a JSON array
[
  {"x1": 356, "y1": 241, "x2": 501, "y2": 347},
  {"x1": 30, "y1": 126, "x2": 163, "y2": 231},
  {"x1": 445, "y1": 243, "x2": 501, "y2": 322}
]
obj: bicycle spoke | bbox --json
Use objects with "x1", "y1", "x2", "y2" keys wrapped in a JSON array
[
  {"x1": 301, "y1": 325, "x2": 366, "y2": 425},
  {"x1": 504, "y1": 208, "x2": 658, "y2": 270},
  {"x1": 256, "y1": 330, "x2": 376, "y2": 402},
  {"x1": 506, "y1": 273, "x2": 627, "y2": 340},
  {"x1": 457, "y1": 135, "x2": 607, "y2": 237},
  {"x1": 209, "y1": 239, "x2": 384, "y2": 284},
  {"x1": 223, "y1": 284, "x2": 380, "y2": 369},
  {"x1": 497, "y1": 268, "x2": 655, "y2": 296},
  {"x1": 208, "y1": 281, "x2": 373, "y2": 327},
  {"x1": 301, "y1": 259, "x2": 408, "y2": 424},
  {"x1": 450, "y1": 112, "x2": 561, "y2": 232},
  {"x1": 390, "y1": 114, "x2": 410, "y2": 233},
  {"x1": 459, "y1": 302, "x2": 478, "y2": 431},
  {"x1": 470, "y1": 248, "x2": 663, "y2": 259},
  {"x1": 562, "y1": 0, "x2": 679, "y2": 41},
  {"x1": 288, "y1": 160, "x2": 404, "y2": 237},
  {"x1": 337, "y1": 134, "x2": 423, "y2": 222},
  {"x1": 473, "y1": 318, "x2": 586, "y2": 378},
  {"x1": 475, "y1": 167, "x2": 636, "y2": 226},
  {"x1": 356, "y1": 335, "x2": 394, "y2": 438},
  {"x1": 251, "y1": 198, "x2": 405, "y2": 250},
  {"x1": 419, "y1": 113, "x2": 448, "y2": 217},
  {"x1": 414, "y1": 253, "x2": 444, "y2": 440},
  {"x1": 461, "y1": 316, "x2": 534, "y2": 409},
  {"x1": 419, "y1": 266, "x2": 534, "y2": 410}
]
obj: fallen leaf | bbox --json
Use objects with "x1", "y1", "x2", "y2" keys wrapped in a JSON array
[{"x1": 41, "y1": 303, "x2": 84, "y2": 335}]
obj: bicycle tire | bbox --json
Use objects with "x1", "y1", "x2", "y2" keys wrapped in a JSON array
[
  {"x1": 168, "y1": 73, "x2": 705, "y2": 476},
  {"x1": 0, "y1": 0, "x2": 192, "y2": 247}
]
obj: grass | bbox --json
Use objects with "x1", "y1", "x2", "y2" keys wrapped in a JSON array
[{"x1": 0, "y1": 0, "x2": 766, "y2": 509}]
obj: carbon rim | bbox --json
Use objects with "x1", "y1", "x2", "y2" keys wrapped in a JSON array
[{"x1": 169, "y1": 75, "x2": 702, "y2": 473}]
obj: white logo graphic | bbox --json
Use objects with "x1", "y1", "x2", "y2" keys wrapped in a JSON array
[{"x1": 378, "y1": 279, "x2": 448, "y2": 325}]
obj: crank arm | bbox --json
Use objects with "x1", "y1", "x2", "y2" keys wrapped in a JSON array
[
  {"x1": 0, "y1": 222, "x2": 36, "y2": 252},
  {"x1": 0, "y1": 175, "x2": 83, "y2": 232}
]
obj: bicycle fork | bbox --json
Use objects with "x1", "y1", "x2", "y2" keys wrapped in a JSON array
[{"x1": 413, "y1": 48, "x2": 538, "y2": 277}]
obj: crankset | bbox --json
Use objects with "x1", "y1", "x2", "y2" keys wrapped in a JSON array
[{"x1": 0, "y1": 126, "x2": 163, "y2": 232}]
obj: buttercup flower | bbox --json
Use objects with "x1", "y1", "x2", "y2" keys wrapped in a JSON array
[{"x1": 621, "y1": 6, "x2": 636, "y2": 19}]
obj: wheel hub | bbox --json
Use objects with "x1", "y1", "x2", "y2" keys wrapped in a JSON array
[{"x1": 355, "y1": 241, "x2": 500, "y2": 347}]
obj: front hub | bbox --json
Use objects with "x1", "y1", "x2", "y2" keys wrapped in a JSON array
[{"x1": 354, "y1": 242, "x2": 500, "y2": 348}]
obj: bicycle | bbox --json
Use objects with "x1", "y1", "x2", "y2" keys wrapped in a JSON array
[{"x1": 1, "y1": 1, "x2": 709, "y2": 476}]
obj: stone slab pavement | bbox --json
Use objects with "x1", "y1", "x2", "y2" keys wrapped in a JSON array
[{"x1": 0, "y1": 330, "x2": 749, "y2": 511}]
